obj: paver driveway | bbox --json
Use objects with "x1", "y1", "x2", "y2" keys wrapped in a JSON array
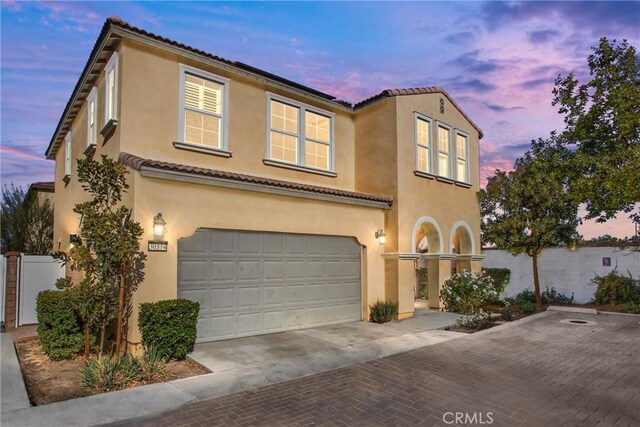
[{"x1": 112, "y1": 311, "x2": 639, "y2": 426}]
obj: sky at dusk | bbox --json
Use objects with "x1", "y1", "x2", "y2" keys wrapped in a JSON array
[{"x1": 1, "y1": 1, "x2": 639, "y2": 238}]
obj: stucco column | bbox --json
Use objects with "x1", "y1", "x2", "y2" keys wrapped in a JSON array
[
  {"x1": 470, "y1": 255, "x2": 484, "y2": 274},
  {"x1": 456, "y1": 255, "x2": 472, "y2": 273},
  {"x1": 4, "y1": 252, "x2": 20, "y2": 329},
  {"x1": 424, "y1": 254, "x2": 454, "y2": 309}
]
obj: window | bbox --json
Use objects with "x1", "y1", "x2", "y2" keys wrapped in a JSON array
[
  {"x1": 64, "y1": 132, "x2": 72, "y2": 178},
  {"x1": 104, "y1": 53, "x2": 119, "y2": 124},
  {"x1": 268, "y1": 95, "x2": 333, "y2": 172},
  {"x1": 86, "y1": 87, "x2": 97, "y2": 148},
  {"x1": 437, "y1": 123, "x2": 451, "y2": 178},
  {"x1": 178, "y1": 65, "x2": 229, "y2": 152},
  {"x1": 455, "y1": 131, "x2": 469, "y2": 183},
  {"x1": 415, "y1": 114, "x2": 432, "y2": 174}
]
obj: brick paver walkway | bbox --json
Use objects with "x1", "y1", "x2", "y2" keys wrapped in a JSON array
[{"x1": 113, "y1": 312, "x2": 640, "y2": 426}]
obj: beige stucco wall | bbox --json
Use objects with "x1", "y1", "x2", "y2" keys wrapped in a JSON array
[{"x1": 128, "y1": 171, "x2": 386, "y2": 345}]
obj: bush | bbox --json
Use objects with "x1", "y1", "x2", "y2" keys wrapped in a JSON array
[
  {"x1": 138, "y1": 299, "x2": 200, "y2": 360},
  {"x1": 440, "y1": 271, "x2": 498, "y2": 315},
  {"x1": 592, "y1": 270, "x2": 640, "y2": 305},
  {"x1": 36, "y1": 290, "x2": 85, "y2": 360},
  {"x1": 517, "y1": 300, "x2": 537, "y2": 314},
  {"x1": 80, "y1": 354, "x2": 140, "y2": 393},
  {"x1": 369, "y1": 300, "x2": 399, "y2": 323},
  {"x1": 542, "y1": 286, "x2": 574, "y2": 304},
  {"x1": 514, "y1": 289, "x2": 536, "y2": 304},
  {"x1": 456, "y1": 313, "x2": 493, "y2": 330},
  {"x1": 139, "y1": 346, "x2": 168, "y2": 382},
  {"x1": 482, "y1": 268, "x2": 511, "y2": 301}
]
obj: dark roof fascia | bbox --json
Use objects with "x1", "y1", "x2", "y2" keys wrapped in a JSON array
[{"x1": 118, "y1": 152, "x2": 393, "y2": 209}]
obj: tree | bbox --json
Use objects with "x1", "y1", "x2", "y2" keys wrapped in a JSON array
[
  {"x1": 479, "y1": 137, "x2": 581, "y2": 306},
  {"x1": 55, "y1": 155, "x2": 144, "y2": 356},
  {"x1": 1, "y1": 184, "x2": 54, "y2": 254},
  {"x1": 552, "y1": 37, "x2": 640, "y2": 224}
]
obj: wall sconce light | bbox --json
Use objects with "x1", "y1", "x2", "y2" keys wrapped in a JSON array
[
  {"x1": 375, "y1": 229, "x2": 386, "y2": 245},
  {"x1": 70, "y1": 234, "x2": 81, "y2": 247},
  {"x1": 153, "y1": 213, "x2": 166, "y2": 241}
]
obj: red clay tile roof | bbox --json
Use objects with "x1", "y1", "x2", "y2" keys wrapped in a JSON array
[
  {"x1": 118, "y1": 152, "x2": 394, "y2": 208},
  {"x1": 354, "y1": 87, "x2": 483, "y2": 138}
]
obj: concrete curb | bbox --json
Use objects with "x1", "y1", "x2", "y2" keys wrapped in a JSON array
[
  {"x1": 469, "y1": 310, "x2": 557, "y2": 337},
  {"x1": 0, "y1": 333, "x2": 31, "y2": 413},
  {"x1": 547, "y1": 305, "x2": 598, "y2": 314},
  {"x1": 596, "y1": 310, "x2": 640, "y2": 317}
]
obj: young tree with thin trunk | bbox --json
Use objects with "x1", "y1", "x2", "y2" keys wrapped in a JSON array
[{"x1": 479, "y1": 137, "x2": 581, "y2": 306}]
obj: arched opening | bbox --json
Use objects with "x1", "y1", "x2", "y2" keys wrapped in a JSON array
[
  {"x1": 450, "y1": 221, "x2": 475, "y2": 274},
  {"x1": 411, "y1": 217, "x2": 443, "y2": 310}
]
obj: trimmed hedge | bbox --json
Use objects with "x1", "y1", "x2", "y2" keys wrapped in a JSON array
[
  {"x1": 36, "y1": 290, "x2": 84, "y2": 360},
  {"x1": 138, "y1": 299, "x2": 199, "y2": 360}
]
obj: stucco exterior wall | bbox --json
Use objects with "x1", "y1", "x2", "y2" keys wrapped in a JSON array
[
  {"x1": 128, "y1": 171, "x2": 386, "y2": 345},
  {"x1": 483, "y1": 247, "x2": 640, "y2": 303}
]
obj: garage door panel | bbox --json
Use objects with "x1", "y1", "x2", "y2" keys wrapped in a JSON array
[{"x1": 179, "y1": 230, "x2": 361, "y2": 343}]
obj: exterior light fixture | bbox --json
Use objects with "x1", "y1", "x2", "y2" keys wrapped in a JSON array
[
  {"x1": 70, "y1": 234, "x2": 81, "y2": 247},
  {"x1": 149, "y1": 213, "x2": 168, "y2": 252},
  {"x1": 375, "y1": 229, "x2": 386, "y2": 245}
]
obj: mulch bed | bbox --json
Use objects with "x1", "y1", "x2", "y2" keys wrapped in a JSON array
[{"x1": 14, "y1": 337, "x2": 210, "y2": 406}]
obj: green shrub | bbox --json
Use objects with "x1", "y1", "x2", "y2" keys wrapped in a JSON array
[
  {"x1": 416, "y1": 268, "x2": 429, "y2": 299},
  {"x1": 139, "y1": 346, "x2": 168, "y2": 382},
  {"x1": 592, "y1": 270, "x2": 640, "y2": 305},
  {"x1": 514, "y1": 289, "x2": 536, "y2": 304},
  {"x1": 482, "y1": 268, "x2": 511, "y2": 301},
  {"x1": 138, "y1": 299, "x2": 200, "y2": 360},
  {"x1": 36, "y1": 290, "x2": 85, "y2": 360},
  {"x1": 542, "y1": 286, "x2": 574, "y2": 304},
  {"x1": 440, "y1": 271, "x2": 498, "y2": 315},
  {"x1": 517, "y1": 300, "x2": 537, "y2": 314},
  {"x1": 500, "y1": 302, "x2": 515, "y2": 321},
  {"x1": 456, "y1": 313, "x2": 493, "y2": 330},
  {"x1": 623, "y1": 302, "x2": 640, "y2": 314},
  {"x1": 369, "y1": 300, "x2": 399, "y2": 323},
  {"x1": 80, "y1": 354, "x2": 141, "y2": 393}
]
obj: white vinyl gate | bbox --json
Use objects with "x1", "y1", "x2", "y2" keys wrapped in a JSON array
[{"x1": 18, "y1": 255, "x2": 64, "y2": 326}]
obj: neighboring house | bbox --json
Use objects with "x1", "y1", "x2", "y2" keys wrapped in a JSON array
[
  {"x1": 45, "y1": 17, "x2": 484, "y2": 344},
  {"x1": 26, "y1": 181, "x2": 55, "y2": 206}
]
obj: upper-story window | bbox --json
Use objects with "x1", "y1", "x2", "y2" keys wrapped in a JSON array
[
  {"x1": 104, "y1": 53, "x2": 119, "y2": 124},
  {"x1": 437, "y1": 123, "x2": 451, "y2": 178},
  {"x1": 267, "y1": 94, "x2": 334, "y2": 173},
  {"x1": 64, "y1": 132, "x2": 72, "y2": 178},
  {"x1": 178, "y1": 65, "x2": 229, "y2": 152},
  {"x1": 86, "y1": 87, "x2": 97, "y2": 149},
  {"x1": 415, "y1": 114, "x2": 432, "y2": 174},
  {"x1": 455, "y1": 131, "x2": 469, "y2": 183}
]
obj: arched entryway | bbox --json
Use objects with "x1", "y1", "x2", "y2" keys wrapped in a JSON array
[
  {"x1": 411, "y1": 217, "x2": 444, "y2": 308},
  {"x1": 450, "y1": 221, "x2": 475, "y2": 273}
]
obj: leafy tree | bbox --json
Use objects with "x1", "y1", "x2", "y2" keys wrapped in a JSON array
[
  {"x1": 552, "y1": 37, "x2": 640, "y2": 224},
  {"x1": 55, "y1": 155, "x2": 144, "y2": 356},
  {"x1": 479, "y1": 137, "x2": 581, "y2": 306},
  {"x1": 1, "y1": 184, "x2": 54, "y2": 254}
]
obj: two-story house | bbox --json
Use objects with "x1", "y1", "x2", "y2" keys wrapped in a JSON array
[{"x1": 46, "y1": 17, "x2": 484, "y2": 345}]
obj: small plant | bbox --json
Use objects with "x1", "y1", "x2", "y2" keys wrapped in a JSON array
[
  {"x1": 517, "y1": 300, "x2": 537, "y2": 315},
  {"x1": 592, "y1": 270, "x2": 640, "y2": 305},
  {"x1": 514, "y1": 289, "x2": 536, "y2": 305},
  {"x1": 369, "y1": 300, "x2": 399, "y2": 323},
  {"x1": 138, "y1": 299, "x2": 200, "y2": 360},
  {"x1": 456, "y1": 313, "x2": 493, "y2": 331},
  {"x1": 624, "y1": 302, "x2": 640, "y2": 314},
  {"x1": 542, "y1": 286, "x2": 574, "y2": 305},
  {"x1": 139, "y1": 346, "x2": 168, "y2": 382},
  {"x1": 500, "y1": 302, "x2": 515, "y2": 321},
  {"x1": 36, "y1": 290, "x2": 85, "y2": 360},
  {"x1": 80, "y1": 354, "x2": 141, "y2": 393},
  {"x1": 440, "y1": 271, "x2": 498, "y2": 315}
]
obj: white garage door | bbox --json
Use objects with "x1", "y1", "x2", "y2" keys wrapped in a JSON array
[{"x1": 178, "y1": 229, "x2": 362, "y2": 343}]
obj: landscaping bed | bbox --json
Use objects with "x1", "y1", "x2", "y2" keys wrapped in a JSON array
[{"x1": 15, "y1": 337, "x2": 209, "y2": 406}]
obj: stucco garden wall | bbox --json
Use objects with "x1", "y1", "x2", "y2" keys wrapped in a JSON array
[{"x1": 483, "y1": 246, "x2": 640, "y2": 303}]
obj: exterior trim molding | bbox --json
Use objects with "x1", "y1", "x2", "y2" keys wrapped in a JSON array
[
  {"x1": 410, "y1": 216, "x2": 444, "y2": 254},
  {"x1": 138, "y1": 166, "x2": 392, "y2": 210},
  {"x1": 263, "y1": 159, "x2": 337, "y2": 177},
  {"x1": 381, "y1": 252, "x2": 421, "y2": 260},
  {"x1": 173, "y1": 141, "x2": 232, "y2": 158},
  {"x1": 449, "y1": 220, "x2": 476, "y2": 255}
]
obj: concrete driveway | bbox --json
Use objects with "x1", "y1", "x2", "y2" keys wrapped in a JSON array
[{"x1": 113, "y1": 310, "x2": 640, "y2": 427}]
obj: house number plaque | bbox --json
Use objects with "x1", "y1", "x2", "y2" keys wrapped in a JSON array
[{"x1": 148, "y1": 241, "x2": 168, "y2": 252}]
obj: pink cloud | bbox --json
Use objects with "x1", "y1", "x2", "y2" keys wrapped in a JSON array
[{"x1": 1, "y1": 0, "x2": 22, "y2": 12}]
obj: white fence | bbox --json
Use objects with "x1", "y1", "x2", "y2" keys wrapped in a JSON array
[
  {"x1": 0, "y1": 256, "x2": 5, "y2": 325},
  {"x1": 483, "y1": 245, "x2": 640, "y2": 303}
]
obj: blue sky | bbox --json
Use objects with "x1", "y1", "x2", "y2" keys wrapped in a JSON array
[{"x1": 1, "y1": 1, "x2": 639, "y2": 237}]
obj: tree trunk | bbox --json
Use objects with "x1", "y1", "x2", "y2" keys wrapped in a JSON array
[
  {"x1": 83, "y1": 323, "x2": 90, "y2": 358},
  {"x1": 99, "y1": 298, "x2": 107, "y2": 354},
  {"x1": 532, "y1": 252, "x2": 542, "y2": 307},
  {"x1": 115, "y1": 267, "x2": 125, "y2": 355}
]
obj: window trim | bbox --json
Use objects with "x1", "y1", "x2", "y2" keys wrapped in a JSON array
[
  {"x1": 177, "y1": 64, "x2": 230, "y2": 153},
  {"x1": 454, "y1": 129, "x2": 470, "y2": 184},
  {"x1": 436, "y1": 121, "x2": 453, "y2": 179},
  {"x1": 104, "y1": 52, "x2": 119, "y2": 124},
  {"x1": 64, "y1": 132, "x2": 72, "y2": 179},
  {"x1": 414, "y1": 112, "x2": 433, "y2": 175},
  {"x1": 86, "y1": 87, "x2": 98, "y2": 153},
  {"x1": 266, "y1": 92, "x2": 335, "y2": 174}
]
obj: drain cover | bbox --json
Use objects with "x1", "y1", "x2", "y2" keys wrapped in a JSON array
[{"x1": 560, "y1": 319, "x2": 597, "y2": 326}]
